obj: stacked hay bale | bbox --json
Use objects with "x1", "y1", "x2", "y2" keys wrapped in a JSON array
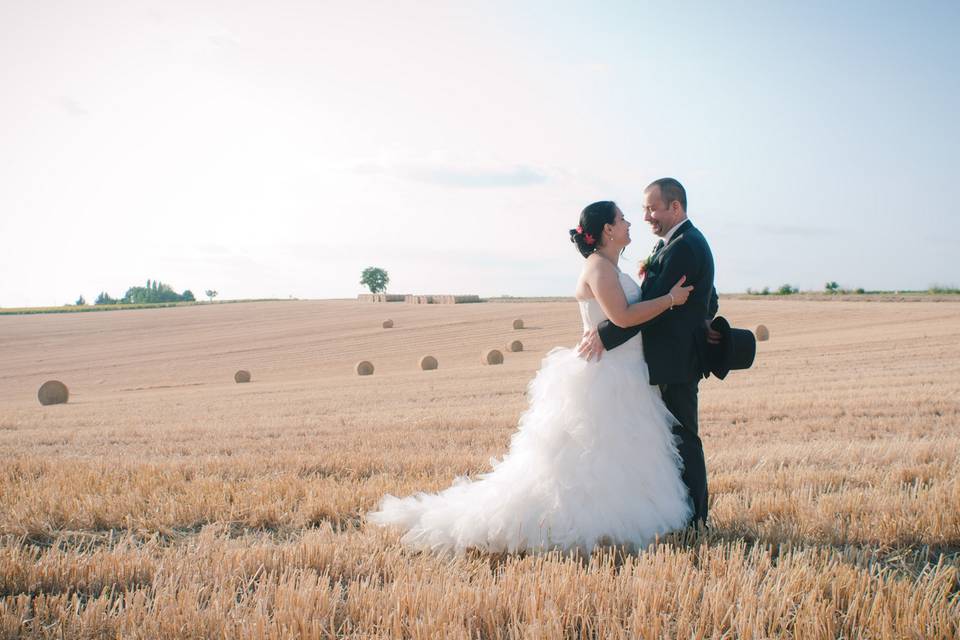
[
  {"x1": 360, "y1": 294, "x2": 407, "y2": 302},
  {"x1": 400, "y1": 294, "x2": 479, "y2": 304},
  {"x1": 427, "y1": 295, "x2": 481, "y2": 304}
]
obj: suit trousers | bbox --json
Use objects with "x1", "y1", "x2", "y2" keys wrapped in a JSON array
[{"x1": 659, "y1": 381, "x2": 708, "y2": 526}]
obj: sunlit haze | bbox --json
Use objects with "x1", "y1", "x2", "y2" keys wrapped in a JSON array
[{"x1": 2, "y1": 1, "x2": 957, "y2": 307}]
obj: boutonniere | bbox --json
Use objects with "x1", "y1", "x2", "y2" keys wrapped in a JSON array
[
  {"x1": 639, "y1": 257, "x2": 651, "y2": 279},
  {"x1": 638, "y1": 243, "x2": 660, "y2": 279}
]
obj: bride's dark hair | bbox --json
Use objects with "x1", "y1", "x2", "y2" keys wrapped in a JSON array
[{"x1": 569, "y1": 201, "x2": 617, "y2": 258}]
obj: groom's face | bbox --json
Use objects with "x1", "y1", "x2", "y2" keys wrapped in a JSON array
[{"x1": 642, "y1": 187, "x2": 682, "y2": 237}]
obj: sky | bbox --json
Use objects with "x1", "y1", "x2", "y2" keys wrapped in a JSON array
[{"x1": 1, "y1": 1, "x2": 958, "y2": 307}]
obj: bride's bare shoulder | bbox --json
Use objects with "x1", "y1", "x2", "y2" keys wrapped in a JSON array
[
  {"x1": 577, "y1": 255, "x2": 615, "y2": 300},
  {"x1": 582, "y1": 254, "x2": 618, "y2": 278},
  {"x1": 583, "y1": 253, "x2": 610, "y2": 271}
]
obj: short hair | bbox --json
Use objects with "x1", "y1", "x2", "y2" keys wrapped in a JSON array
[{"x1": 646, "y1": 177, "x2": 686, "y2": 212}]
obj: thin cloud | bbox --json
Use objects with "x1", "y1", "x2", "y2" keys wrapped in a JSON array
[
  {"x1": 208, "y1": 33, "x2": 241, "y2": 48},
  {"x1": 569, "y1": 62, "x2": 611, "y2": 75},
  {"x1": 403, "y1": 165, "x2": 548, "y2": 188},
  {"x1": 756, "y1": 224, "x2": 831, "y2": 238},
  {"x1": 353, "y1": 161, "x2": 548, "y2": 188},
  {"x1": 52, "y1": 96, "x2": 89, "y2": 117}
]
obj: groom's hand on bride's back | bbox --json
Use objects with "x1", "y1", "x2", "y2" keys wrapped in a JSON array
[{"x1": 577, "y1": 327, "x2": 604, "y2": 362}]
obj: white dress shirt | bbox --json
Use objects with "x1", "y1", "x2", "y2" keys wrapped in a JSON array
[{"x1": 661, "y1": 217, "x2": 689, "y2": 246}]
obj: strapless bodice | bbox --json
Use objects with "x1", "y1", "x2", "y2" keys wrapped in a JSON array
[{"x1": 578, "y1": 270, "x2": 642, "y2": 332}]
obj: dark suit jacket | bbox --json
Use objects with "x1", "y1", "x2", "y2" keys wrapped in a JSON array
[{"x1": 597, "y1": 220, "x2": 718, "y2": 385}]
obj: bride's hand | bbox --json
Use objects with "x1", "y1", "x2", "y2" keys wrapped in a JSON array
[{"x1": 669, "y1": 276, "x2": 694, "y2": 306}]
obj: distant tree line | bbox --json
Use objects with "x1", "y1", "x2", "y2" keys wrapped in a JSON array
[
  {"x1": 745, "y1": 282, "x2": 872, "y2": 295},
  {"x1": 79, "y1": 280, "x2": 197, "y2": 305}
]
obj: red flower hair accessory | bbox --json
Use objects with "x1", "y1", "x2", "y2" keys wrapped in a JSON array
[
  {"x1": 576, "y1": 225, "x2": 583, "y2": 234},
  {"x1": 584, "y1": 233, "x2": 595, "y2": 245}
]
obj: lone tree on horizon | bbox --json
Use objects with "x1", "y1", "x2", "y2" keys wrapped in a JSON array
[
  {"x1": 205, "y1": 289, "x2": 218, "y2": 303},
  {"x1": 360, "y1": 267, "x2": 389, "y2": 294}
]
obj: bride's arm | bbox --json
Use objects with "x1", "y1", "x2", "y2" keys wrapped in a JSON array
[{"x1": 585, "y1": 260, "x2": 690, "y2": 327}]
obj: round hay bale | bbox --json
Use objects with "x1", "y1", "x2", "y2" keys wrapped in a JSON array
[
  {"x1": 507, "y1": 340, "x2": 523, "y2": 352},
  {"x1": 419, "y1": 355, "x2": 438, "y2": 371},
  {"x1": 37, "y1": 380, "x2": 69, "y2": 406},
  {"x1": 482, "y1": 349, "x2": 504, "y2": 365},
  {"x1": 512, "y1": 318, "x2": 524, "y2": 330},
  {"x1": 755, "y1": 324, "x2": 770, "y2": 341},
  {"x1": 382, "y1": 319, "x2": 394, "y2": 329},
  {"x1": 356, "y1": 360, "x2": 375, "y2": 376},
  {"x1": 234, "y1": 370, "x2": 251, "y2": 383}
]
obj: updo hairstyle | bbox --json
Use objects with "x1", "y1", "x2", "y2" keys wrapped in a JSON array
[{"x1": 569, "y1": 201, "x2": 617, "y2": 258}]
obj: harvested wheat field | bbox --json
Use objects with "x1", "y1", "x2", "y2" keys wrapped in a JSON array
[{"x1": 1, "y1": 297, "x2": 958, "y2": 638}]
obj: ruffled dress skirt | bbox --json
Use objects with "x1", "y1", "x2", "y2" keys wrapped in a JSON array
[{"x1": 367, "y1": 335, "x2": 692, "y2": 554}]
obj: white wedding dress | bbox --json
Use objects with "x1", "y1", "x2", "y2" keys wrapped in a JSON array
[{"x1": 367, "y1": 271, "x2": 692, "y2": 554}]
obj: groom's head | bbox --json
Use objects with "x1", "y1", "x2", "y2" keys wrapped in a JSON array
[{"x1": 643, "y1": 178, "x2": 687, "y2": 237}]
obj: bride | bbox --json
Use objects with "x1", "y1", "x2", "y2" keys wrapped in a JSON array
[{"x1": 367, "y1": 201, "x2": 694, "y2": 554}]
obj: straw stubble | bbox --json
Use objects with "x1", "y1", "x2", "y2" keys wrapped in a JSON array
[{"x1": 1, "y1": 297, "x2": 958, "y2": 638}]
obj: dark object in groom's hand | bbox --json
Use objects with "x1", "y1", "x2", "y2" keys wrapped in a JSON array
[
  {"x1": 705, "y1": 316, "x2": 756, "y2": 380},
  {"x1": 705, "y1": 319, "x2": 722, "y2": 345}
]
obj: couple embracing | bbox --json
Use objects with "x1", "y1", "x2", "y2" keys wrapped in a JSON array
[{"x1": 370, "y1": 178, "x2": 748, "y2": 554}]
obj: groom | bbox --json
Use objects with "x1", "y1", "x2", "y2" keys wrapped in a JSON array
[{"x1": 578, "y1": 178, "x2": 719, "y2": 527}]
